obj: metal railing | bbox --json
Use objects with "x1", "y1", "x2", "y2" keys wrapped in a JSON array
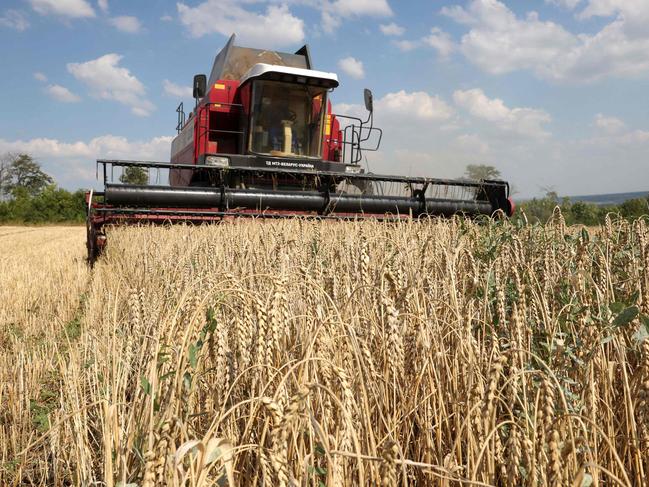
[
  {"x1": 176, "y1": 102, "x2": 186, "y2": 134},
  {"x1": 334, "y1": 113, "x2": 383, "y2": 165}
]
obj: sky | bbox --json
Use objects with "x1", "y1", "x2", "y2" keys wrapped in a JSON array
[{"x1": 1, "y1": 0, "x2": 649, "y2": 197}]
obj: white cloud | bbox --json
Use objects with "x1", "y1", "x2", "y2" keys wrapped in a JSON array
[
  {"x1": 329, "y1": 0, "x2": 392, "y2": 17},
  {"x1": 34, "y1": 72, "x2": 48, "y2": 82},
  {"x1": 443, "y1": 0, "x2": 649, "y2": 82},
  {"x1": 617, "y1": 130, "x2": 649, "y2": 145},
  {"x1": 160, "y1": 15, "x2": 173, "y2": 22},
  {"x1": 594, "y1": 113, "x2": 625, "y2": 133},
  {"x1": 379, "y1": 22, "x2": 403, "y2": 36},
  {"x1": 442, "y1": 1, "x2": 576, "y2": 78},
  {"x1": 163, "y1": 80, "x2": 192, "y2": 98},
  {"x1": 455, "y1": 134, "x2": 490, "y2": 155},
  {"x1": 29, "y1": 0, "x2": 95, "y2": 18},
  {"x1": 453, "y1": 88, "x2": 551, "y2": 137},
  {"x1": 97, "y1": 0, "x2": 108, "y2": 13},
  {"x1": 423, "y1": 28, "x2": 455, "y2": 58},
  {"x1": 67, "y1": 54, "x2": 155, "y2": 117},
  {"x1": 322, "y1": 0, "x2": 392, "y2": 33},
  {"x1": 387, "y1": 27, "x2": 455, "y2": 56},
  {"x1": 393, "y1": 39, "x2": 418, "y2": 52},
  {"x1": 337, "y1": 56, "x2": 365, "y2": 80},
  {"x1": 177, "y1": 1, "x2": 304, "y2": 48},
  {"x1": 0, "y1": 10, "x2": 30, "y2": 31},
  {"x1": 45, "y1": 84, "x2": 82, "y2": 103},
  {"x1": 578, "y1": 0, "x2": 649, "y2": 20},
  {"x1": 378, "y1": 90, "x2": 454, "y2": 121},
  {"x1": 335, "y1": 89, "x2": 453, "y2": 122},
  {"x1": 109, "y1": 15, "x2": 141, "y2": 33},
  {"x1": 585, "y1": 128, "x2": 649, "y2": 147},
  {"x1": 545, "y1": 0, "x2": 581, "y2": 9}
]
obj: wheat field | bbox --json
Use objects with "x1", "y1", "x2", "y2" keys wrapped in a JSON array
[{"x1": 1, "y1": 215, "x2": 648, "y2": 486}]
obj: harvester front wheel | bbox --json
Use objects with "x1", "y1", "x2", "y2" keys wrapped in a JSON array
[
  {"x1": 86, "y1": 221, "x2": 105, "y2": 266},
  {"x1": 86, "y1": 222, "x2": 97, "y2": 265}
]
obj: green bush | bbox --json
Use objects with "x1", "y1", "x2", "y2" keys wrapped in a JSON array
[
  {"x1": 618, "y1": 198, "x2": 649, "y2": 220},
  {"x1": 517, "y1": 194, "x2": 648, "y2": 226},
  {"x1": 0, "y1": 185, "x2": 86, "y2": 224}
]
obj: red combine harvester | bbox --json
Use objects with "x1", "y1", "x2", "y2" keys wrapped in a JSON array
[{"x1": 86, "y1": 34, "x2": 514, "y2": 263}]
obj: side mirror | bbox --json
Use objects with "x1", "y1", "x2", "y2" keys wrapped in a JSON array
[
  {"x1": 363, "y1": 88, "x2": 374, "y2": 113},
  {"x1": 193, "y1": 74, "x2": 207, "y2": 99}
]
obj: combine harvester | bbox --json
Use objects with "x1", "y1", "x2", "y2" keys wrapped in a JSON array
[{"x1": 86, "y1": 34, "x2": 514, "y2": 263}]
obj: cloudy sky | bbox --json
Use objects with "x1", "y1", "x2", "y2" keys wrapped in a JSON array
[{"x1": 1, "y1": 0, "x2": 648, "y2": 197}]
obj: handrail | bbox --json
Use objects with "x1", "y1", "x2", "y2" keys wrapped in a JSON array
[
  {"x1": 334, "y1": 113, "x2": 383, "y2": 164},
  {"x1": 176, "y1": 102, "x2": 186, "y2": 134}
]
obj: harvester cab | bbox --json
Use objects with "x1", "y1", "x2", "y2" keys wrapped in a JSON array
[
  {"x1": 168, "y1": 34, "x2": 380, "y2": 187},
  {"x1": 86, "y1": 34, "x2": 514, "y2": 264}
]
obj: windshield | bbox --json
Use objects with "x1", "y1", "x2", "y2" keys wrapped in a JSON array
[{"x1": 249, "y1": 81, "x2": 327, "y2": 159}]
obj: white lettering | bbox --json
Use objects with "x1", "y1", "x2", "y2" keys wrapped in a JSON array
[{"x1": 265, "y1": 160, "x2": 315, "y2": 170}]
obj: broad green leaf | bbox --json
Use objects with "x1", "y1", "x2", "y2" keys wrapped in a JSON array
[
  {"x1": 188, "y1": 344, "x2": 198, "y2": 369},
  {"x1": 581, "y1": 473, "x2": 593, "y2": 487},
  {"x1": 612, "y1": 306, "x2": 639, "y2": 327},
  {"x1": 206, "y1": 307, "x2": 216, "y2": 322},
  {"x1": 140, "y1": 376, "x2": 151, "y2": 396}
]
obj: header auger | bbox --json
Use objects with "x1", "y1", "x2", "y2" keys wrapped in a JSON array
[{"x1": 86, "y1": 34, "x2": 514, "y2": 264}]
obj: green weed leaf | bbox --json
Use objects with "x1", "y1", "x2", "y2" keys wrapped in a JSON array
[
  {"x1": 612, "y1": 306, "x2": 639, "y2": 327},
  {"x1": 140, "y1": 376, "x2": 151, "y2": 396},
  {"x1": 188, "y1": 344, "x2": 198, "y2": 369}
]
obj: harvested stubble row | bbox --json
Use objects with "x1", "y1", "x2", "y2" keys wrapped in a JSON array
[{"x1": 1, "y1": 215, "x2": 649, "y2": 486}]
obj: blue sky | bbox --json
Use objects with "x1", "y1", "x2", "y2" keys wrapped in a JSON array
[{"x1": 1, "y1": 0, "x2": 648, "y2": 197}]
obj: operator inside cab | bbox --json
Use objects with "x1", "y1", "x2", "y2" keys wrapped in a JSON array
[{"x1": 250, "y1": 81, "x2": 326, "y2": 159}]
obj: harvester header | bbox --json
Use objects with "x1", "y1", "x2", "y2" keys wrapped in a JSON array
[{"x1": 86, "y1": 34, "x2": 514, "y2": 264}]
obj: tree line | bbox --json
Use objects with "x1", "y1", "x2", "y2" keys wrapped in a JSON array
[
  {"x1": 516, "y1": 191, "x2": 649, "y2": 225},
  {"x1": 464, "y1": 165, "x2": 649, "y2": 225},
  {"x1": 0, "y1": 153, "x2": 85, "y2": 223},
  {"x1": 0, "y1": 155, "x2": 646, "y2": 224}
]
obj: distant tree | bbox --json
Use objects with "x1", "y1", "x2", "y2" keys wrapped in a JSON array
[
  {"x1": 0, "y1": 152, "x2": 15, "y2": 200},
  {"x1": 517, "y1": 188, "x2": 560, "y2": 223},
  {"x1": 569, "y1": 201, "x2": 600, "y2": 226},
  {"x1": 464, "y1": 164, "x2": 501, "y2": 181},
  {"x1": 0, "y1": 185, "x2": 86, "y2": 223},
  {"x1": 119, "y1": 166, "x2": 149, "y2": 185},
  {"x1": 618, "y1": 198, "x2": 649, "y2": 219},
  {"x1": 5, "y1": 154, "x2": 53, "y2": 197}
]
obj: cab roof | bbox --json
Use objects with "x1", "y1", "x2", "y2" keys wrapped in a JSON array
[{"x1": 240, "y1": 63, "x2": 339, "y2": 89}]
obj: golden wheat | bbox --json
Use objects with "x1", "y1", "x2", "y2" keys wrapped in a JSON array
[{"x1": 1, "y1": 215, "x2": 648, "y2": 486}]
